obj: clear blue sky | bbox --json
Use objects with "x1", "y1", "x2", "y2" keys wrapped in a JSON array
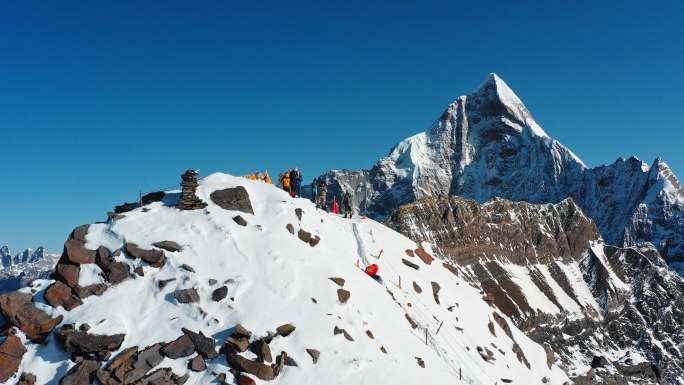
[{"x1": 1, "y1": 1, "x2": 683, "y2": 252}]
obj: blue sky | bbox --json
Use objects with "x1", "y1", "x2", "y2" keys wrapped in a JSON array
[{"x1": 1, "y1": 1, "x2": 683, "y2": 252}]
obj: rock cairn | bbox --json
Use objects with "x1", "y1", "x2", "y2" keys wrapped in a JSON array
[{"x1": 176, "y1": 170, "x2": 207, "y2": 210}]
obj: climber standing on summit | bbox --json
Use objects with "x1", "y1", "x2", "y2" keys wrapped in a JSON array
[
  {"x1": 343, "y1": 191, "x2": 353, "y2": 218},
  {"x1": 289, "y1": 168, "x2": 302, "y2": 198},
  {"x1": 316, "y1": 177, "x2": 328, "y2": 211},
  {"x1": 279, "y1": 171, "x2": 291, "y2": 194}
]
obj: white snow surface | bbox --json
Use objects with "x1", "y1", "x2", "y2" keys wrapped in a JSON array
[{"x1": 12, "y1": 174, "x2": 569, "y2": 385}]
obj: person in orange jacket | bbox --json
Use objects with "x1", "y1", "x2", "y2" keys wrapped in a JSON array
[{"x1": 280, "y1": 171, "x2": 291, "y2": 193}]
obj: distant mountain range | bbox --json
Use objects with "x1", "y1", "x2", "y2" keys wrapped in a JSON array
[{"x1": 0, "y1": 245, "x2": 59, "y2": 293}]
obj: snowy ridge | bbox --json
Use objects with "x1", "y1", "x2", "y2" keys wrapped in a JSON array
[{"x1": 6, "y1": 174, "x2": 568, "y2": 385}]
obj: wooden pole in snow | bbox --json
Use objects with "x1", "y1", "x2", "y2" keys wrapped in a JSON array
[
  {"x1": 436, "y1": 321, "x2": 444, "y2": 335},
  {"x1": 425, "y1": 327, "x2": 428, "y2": 345}
]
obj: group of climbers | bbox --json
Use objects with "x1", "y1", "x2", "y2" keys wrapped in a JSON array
[
  {"x1": 278, "y1": 170, "x2": 354, "y2": 218},
  {"x1": 279, "y1": 168, "x2": 302, "y2": 198}
]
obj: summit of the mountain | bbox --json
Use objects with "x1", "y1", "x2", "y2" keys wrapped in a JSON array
[
  {"x1": 321, "y1": 74, "x2": 684, "y2": 268},
  {"x1": 0, "y1": 174, "x2": 569, "y2": 385}
]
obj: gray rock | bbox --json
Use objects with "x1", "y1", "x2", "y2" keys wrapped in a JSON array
[
  {"x1": 174, "y1": 288, "x2": 200, "y2": 304},
  {"x1": 209, "y1": 187, "x2": 254, "y2": 214}
]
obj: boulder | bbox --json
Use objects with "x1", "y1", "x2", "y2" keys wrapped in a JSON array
[
  {"x1": 415, "y1": 357, "x2": 425, "y2": 368},
  {"x1": 125, "y1": 243, "x2": 166, "y2": 267},
  {"x1": 152, "y1": 241, "x2": 182, "y2": 253},
  {"x1": 56, "y1": 263, "x2": 80, "y2": 287},
  {"x1": 59, "y1": 359, "x2": 100, "y2": 385},
  {"x1": 414, "y1": 248, "x2": 433, "y2": 265},
  {"x1": 273, "y1": 351, "x2": 287, "y2": 376},
  {"x1": 105, "y1": 262, "x2": 130, "y2": 284},
  {"x1": 63, "y1": 238, "x2": 96, "y2": 265},
  {"x1": 234, "y1": 324, "x2": 252, "y2": 338},
  {"x1": 286, "y1": 223, "x2": 295, "y2": 234},
  {"x1": 232, "y1": 215, "x2": 248, "y2": 226},
  {"x1": 189, "y1": 355, "x2": 206, "y2": 372},
  {"x1": 365, "y1": 330, "x2": 375, "y2": 339},
  {"x1": 405, "y1": 249, "x2": 415, "y2": 257},
  {"x1": 0, "y1": 331, "x2": 26, "y2": 382},
  {"x1": 401, "y1": 259, "x2": 419, "y2": 270},
  {"x1": 430, "y1": 281, "x2": 441, "y2": 304},
  {"x1": 181, "y1": 328, "x2": 217, "y2": 359},
  {"x1": 329, "y1": 277, "x2": 345, "y2": 287},
  {"x1": 0, "y1": 291, "x2": 63, "y2": 342},
  {"x1": 333, "y1": 326, "x2": 354, "y2": 341},
  {"x1": 412, "y1": 281, "x2": 422, "y2": 293},
  {"x1": 337, "y1": 288, "x2": 351, "y2": 304},
  {"x1": 295, "y1": 208, "x2": 303, "y2": 221},
  {"x1": 134, "y1": 266, "x2": 144, "y2": 277},
  {"x1": 275, "y1": 323, "x2": 296, "y2": 337},
  {"x1": 305, "y1": 348, "x2": 320, "y2": 364},
  {"x1": 253, "y1": 339, "x2": 272, "y2": 363},
  {"x1": 17, "y1": 372, "x2": 36, "y2": 385},
  {"x1": 74, "y1": 283, "x2": 108, "y2": 299},
  {"x1": 211, "y1": 286, "x2": 228, "y2": 302},
  {"x1": 55, "y1": 326, "x2": 125, "y2": 357},
  {"x1": 179, "y1": 264, "x2": 195, "y2": 273},
  {"x1": 309, "y1": 235, "x2": 321, "y2": 247},
  {"x1": 226, "y1": 353, "x2": 275, "y2": 381},
  {"x1": 297, "y1": 229, "x2": 312, "y2": 243},
  {"x1": 226, "y1": 336, "x2": 249, "y2": 353},
  {"x1": 95, "y1": 247, "x2": 114, "y2": 271},
  {"x1": 174, "y1": 288, "x2": 200, "y2": 304},
  {"x1": 209, "y1": 187, "x2": 254, "y2": 214},
  {"x1": 162, "y1": 334, "x2": 195, "y2": 359},
  {"x1": 44, "y1": 281, "x2": 83, "y2": 310}
]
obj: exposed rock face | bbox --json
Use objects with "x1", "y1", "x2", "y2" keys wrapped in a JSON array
[
  {"x1": 320, "y1": 74, "x2": 684, "y2": 268},
  {"x1": 387, "y1": 195, "x2": 684, "y2": 384},
  {"x1": 210, "y1": 186, "x2": 254, "y2": 214},
  {"x1": 0, "y1": 291, "x2": 63, "y2": 342}
]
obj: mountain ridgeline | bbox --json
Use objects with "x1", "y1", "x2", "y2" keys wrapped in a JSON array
[{"x1": 320, "y1": 74, "x2": 684, "y2": 267}]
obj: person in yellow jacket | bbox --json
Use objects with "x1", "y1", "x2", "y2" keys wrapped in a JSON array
[{"x1": 280, "y1": 171, "x2": 291, "y2": 193}]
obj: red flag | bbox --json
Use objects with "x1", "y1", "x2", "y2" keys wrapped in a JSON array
[{"x1": 332, "y1": 196, "x2": 340, "y2": 214}]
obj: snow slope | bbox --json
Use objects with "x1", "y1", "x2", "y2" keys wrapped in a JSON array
[{"x1": 9, "y1": 174, "x2": 568, "y2": 385}]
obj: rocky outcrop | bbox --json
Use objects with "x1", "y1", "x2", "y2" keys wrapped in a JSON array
[
  {"x1": 387, "y1": 194, "x2": 684, "y2": 384},
  {"x1": 0, "y1": 291, "x2": 63, "y2": 342}
]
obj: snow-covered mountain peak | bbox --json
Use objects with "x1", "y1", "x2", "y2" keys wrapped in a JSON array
[{"x1": 647, "y1": 157, "x2": 684, "y2": 202}]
